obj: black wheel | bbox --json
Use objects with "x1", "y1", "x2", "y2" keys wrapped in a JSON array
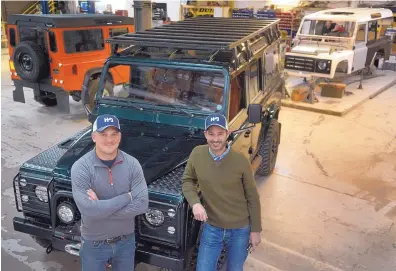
[
  {"x1": 82, "y1": 77, "x2": 114, "y2": 112},
  {"x1": 185, "y1": 226, "x2": 227, "y2": 271},
  {"x1": 13, "y1": 41, "x2": 49, "y2": 82},
  {"x1": 256, "y1": 119, "x2": 280, "y2": 176},
  {"x1": 31, "y1": 235, "x2": 51, "y2": 248}
]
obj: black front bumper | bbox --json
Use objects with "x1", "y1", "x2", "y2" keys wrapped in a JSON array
[{"x1": 13, "y1": 216, "x2": 185, "y2": 270}]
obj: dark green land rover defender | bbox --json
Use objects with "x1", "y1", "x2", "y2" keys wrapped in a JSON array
[{"x1": 12, "y1": 17, "x2": 284, "y2": 270}]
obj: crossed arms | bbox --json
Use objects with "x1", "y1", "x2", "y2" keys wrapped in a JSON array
[{"x1": 71, "y1": 158, "x2": 149, "y2": 220}]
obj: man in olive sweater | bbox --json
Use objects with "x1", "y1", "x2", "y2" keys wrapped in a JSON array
[{"x1": 182, "y1": 113, "x2": 262, "y2": 271}]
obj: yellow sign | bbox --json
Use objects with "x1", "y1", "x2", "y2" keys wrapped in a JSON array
[{"x1": 191, "y1": 7, "x2": 214, "y2": 17}]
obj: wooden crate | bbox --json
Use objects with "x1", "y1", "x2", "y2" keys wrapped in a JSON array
[{"x1": 319, "y1": 82, "x2": 346, "y2": 98}]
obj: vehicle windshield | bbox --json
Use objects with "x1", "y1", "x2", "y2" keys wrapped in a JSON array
[
  {"x1": 300, "y1": 19, "x2": 356, "y2": 37},
  {"x1": 100, "y1": 64, "x2": 225, "y2": 113}
]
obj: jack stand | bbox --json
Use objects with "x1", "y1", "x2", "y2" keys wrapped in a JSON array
[
  {"x1": 304, "y1": 78, "x2": 319, "y2": 104},
  {"x1": 357, "y1": 70, "x2": 364, "y2": 89}
]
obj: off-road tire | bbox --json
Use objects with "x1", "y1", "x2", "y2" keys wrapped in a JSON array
[
  {"x1": 256, "y1": 119, "x2": 280, "y2": 176},
  {"x1": 31, "y1": 235, "x2": 51, "y2": 248},
  {"x1": 185, "y1": 226, "x2": 227, "y2": 271},
  {"x1": 13, "y1": 41, "x2": 49, "y2": 82},
  {"x1": 82, "y1": 78, "x2": 114, "y2": 112}
]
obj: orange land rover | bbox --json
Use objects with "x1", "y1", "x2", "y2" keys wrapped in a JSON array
[{"x1": 7, "y1": 14, "x2": 134, "y2": 113}]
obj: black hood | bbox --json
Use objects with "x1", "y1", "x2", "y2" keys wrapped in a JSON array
[{"x1": 53, "y1": 121, "x2": 205, "y2": 184}]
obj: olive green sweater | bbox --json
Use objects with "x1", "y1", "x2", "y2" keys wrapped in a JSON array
[{"x1": 182, "y1": 145, "x2": 262, "y2": 232}]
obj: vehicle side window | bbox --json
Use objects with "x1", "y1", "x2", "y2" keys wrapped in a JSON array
[
  {"x1": 48, "y1": 31, "x2": 57, "y2": 52},
  {"x1": 229, "y1": 72, "x2": 246, "y2": 120},
  {"x1": 248, "y1": 60, "x2": 259, "y2": 101},
  {"x1": 109, "y1": 28, "x2": 128, "y2": 37},
  {"x1": 264, "y1": 46, "x2": 279, "y2": 81},
  {"x1": 9, "y1": 28, "x2": 16, "y2": 47},
  {"x1": 356, "y1": 24, "x2": 366, "y2": 43},
  {"x1": 368, "y1": 21, "x2": 377, "y2": 41},
  {"x1": 258, "y1": 58, "x2": 264, "y2": 91},
  {"x1": 110, "y1": 28, "x2": 129, "y2": 49},
  {"x1": 63, "y1": 29, "x2": 104, "y2": 53}
]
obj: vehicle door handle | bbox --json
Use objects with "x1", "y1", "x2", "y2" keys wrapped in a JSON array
[{"x1": 244, "y1": 130, "x2": 251, "y2": 138}]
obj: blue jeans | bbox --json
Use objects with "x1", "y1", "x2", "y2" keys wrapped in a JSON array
[
  {"x1": 197, "y1": 223, "x2": 250, "y2": 271},
  {"x1": 80, "y1": 234, "x2": 135, "y2": 271}
]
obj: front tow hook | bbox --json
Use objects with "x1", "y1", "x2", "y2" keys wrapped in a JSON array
[
  {"x1": 46, "y1": 243, "x2": 53, "y2": 254},
  {"x1": 65, "y1": 243, "x2": 81, "y2": 256}
]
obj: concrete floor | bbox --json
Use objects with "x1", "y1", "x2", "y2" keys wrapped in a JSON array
[{"x1": 1, "y1": 50, "x2": 396, "y2": 271}]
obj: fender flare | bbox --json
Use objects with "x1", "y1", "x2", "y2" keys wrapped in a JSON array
[
  {"x1": 334, "y1": 60, "x2": 349, "y2": 73},
  {"x1": 255, "y1": 101, "x2": 281, "y2": 151}
]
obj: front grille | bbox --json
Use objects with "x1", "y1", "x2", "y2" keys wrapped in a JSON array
[
  {"x1": 15, "y1": 177, "x2": 51, "y2": 217},
  {"x1": 285, "y1": 55, "x2": 315, "y2": 72},
  {"x1": 53, "y1": 179, "x2": 72, "y2": 193}
]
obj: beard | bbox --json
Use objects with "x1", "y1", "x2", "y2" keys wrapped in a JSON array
[{"x1": 209, "y1": 140, "x2": 227, "y2": 151}]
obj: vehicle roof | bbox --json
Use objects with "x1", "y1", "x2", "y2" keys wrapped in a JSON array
[
  {"x1": 7, "y1": 14, "x2": 134, "y2": 28},
  {"x1": 304, "y1": 8, "x2": 393, "y2": 23}
]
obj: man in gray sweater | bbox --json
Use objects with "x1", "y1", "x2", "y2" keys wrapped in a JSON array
[{"x1": 71, "y1": 114, "x2": 149, "y2": 271}]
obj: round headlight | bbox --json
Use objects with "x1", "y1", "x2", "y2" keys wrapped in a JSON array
[
  {"x1": 144, "y1": 209, "x2": 165, "y2": 226},
  {"x1": 317, "y1": 60, "x2": 327, "y2": 70},
  {"x1": 57, "y1": 203, "x2": 75, "y2": 224},
  {"x1": 35, "y1": 186, "x2": 48, "y2": 203}
]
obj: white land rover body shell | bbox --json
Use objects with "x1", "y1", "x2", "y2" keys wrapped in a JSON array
[
  {"x1": 284, "y1": 8, "x2": 393, "y2": 79},
  {"x1": 285, "y1": 44, "x2": 354, "y2": 79}
]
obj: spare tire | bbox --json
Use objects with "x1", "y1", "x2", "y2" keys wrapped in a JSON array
[{"x1": 13, "y1": 41, "x2": 49, "y2": 82}]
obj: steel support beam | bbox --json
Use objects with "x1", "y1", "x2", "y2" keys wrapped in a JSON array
[
  {"x1": 40, "y1": 0, "x2": 49, "y2": 14},
  {"x1": 133, "y1": 0, "x2": 152, "y2": 32}
]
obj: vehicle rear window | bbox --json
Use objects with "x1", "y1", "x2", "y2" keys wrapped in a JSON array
[
  {"x1": 63, "y1": 29, "x2": 104, "y2": 53},
  {"x1": 48, "y1": 31, "x2": 57, "y2": 52},
  {"x1": 9, "y1": 28, "x2": 16, "y2": 47},
  {"x1": 19, "y1": 26, "x2": 46, "y2": 48}
]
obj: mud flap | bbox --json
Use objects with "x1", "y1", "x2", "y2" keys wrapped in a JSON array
[
  {"x1": 55, "y1": 91, "x2": 71, "y2": 114},
  {"x1": 13, "y1": 80, "x2": 26, "y2": 103}
]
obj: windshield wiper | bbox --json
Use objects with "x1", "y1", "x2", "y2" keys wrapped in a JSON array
[{"x1": 154, "y1": 103, "x2": 194, "y2": 117}]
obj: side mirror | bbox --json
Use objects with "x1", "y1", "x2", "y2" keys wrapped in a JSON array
[
  {"x1": 248, "y1": 104, "x2": 262, "y2": 124},
  {"x1": 85, "y1": 104, "x2": 98, "y2": 123}
]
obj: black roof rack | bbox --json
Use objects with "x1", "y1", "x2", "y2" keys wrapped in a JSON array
[
  {"x1": 7, "y1": 14, "x2": 134, "y2": 28},
  {"x1": 108, "y1": 17, "x2": 280, "y2": 73},
  {"x1": 107, "y1": 17, "x2": 280, "y2": 51}
]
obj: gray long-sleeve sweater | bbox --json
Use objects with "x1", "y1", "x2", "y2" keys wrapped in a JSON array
[{"x1": 71, "y1": 149, "x2": 149, "y2": 241}]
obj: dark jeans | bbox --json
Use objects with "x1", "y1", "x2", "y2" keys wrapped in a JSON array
[
  {"x1": 197, "y1": 223, "x2": 250, "y2": 271},
  {"x1": 80, "y1": 234, "x2": 135, "y2": 271}
]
